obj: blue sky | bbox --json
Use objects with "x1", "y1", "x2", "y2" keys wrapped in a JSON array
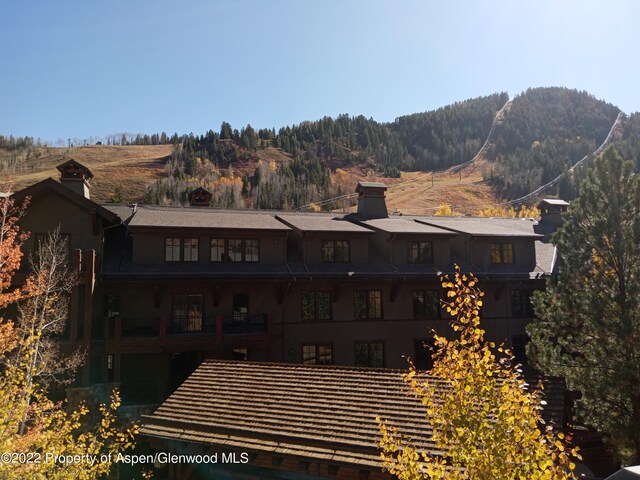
[{"x1": 1, "y1": 0, "x2": 639, "y2": 143}]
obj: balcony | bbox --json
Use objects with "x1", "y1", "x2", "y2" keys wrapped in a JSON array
[
  {"x1": 221, "y1": 314, "x2": 269, "y2": 335},
  {"x1": 104, "y1": 314, "x2": 272, "y2": 350}
]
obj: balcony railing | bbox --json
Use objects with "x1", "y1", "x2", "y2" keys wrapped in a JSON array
[
  {"x1": 168, "y1": 317, "x2": 216, "y2": 335},
  {"x1": 221, "y1": 314, "x2": 269, "y2": 335},
  {"x1": 105, "y1": 314, "x2": 271, "y2": 341}
]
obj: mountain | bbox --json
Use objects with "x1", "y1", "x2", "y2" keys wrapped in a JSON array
[{"x1": 1, "y1": 87, "x2": 637, "y2": 212}]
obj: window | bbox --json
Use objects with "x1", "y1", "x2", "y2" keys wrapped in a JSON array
[
  {"x1": 302, "y1": 291, "x2": 332, "y2": 321},
  {"x1": 165, "y1": 238, "x2": 198, "y2": 262},
  {"x1": 491, "y1": 243, "x2": 514, "y2": 264},
  {"x1": 211, "y1": 239, "x2": 259, "y2": 262},
  {"x1": 413, "y1": 290, "x2": 440, "y2": 319},
  {"x1": 355, "y1": 341, "x2": 384, "y2": 367},
  {"x1": 321, "y1": 240, "x2": 350, "y2": 263},
  {"x1": 172, "y1": 294, "x2": 203, "y2": 332},
  {"x1": 183, "y1": 238, "x2": 199, "y2": 262},
  {"x1": 407, "y1": 241, "x2": 433, "y2": 264},
  {"x1": 511, "y1": 289, "x2": 535, "y2": 317},
  {"x1": 354, "y1": 290, "x2": 382, "y2": 320},
  {"x1": 512, "y1": 335, "x2": 529, "y2": 366},
  {"x1": 302, "y1": 344, "x2": 333, "y2": 365},
  {"x1": 232, "y1": 348, "x2": 248, "y2": 361},
  {"x1": 165, "y1": 238, "x2": 181, "y2": 262},
  {"x1": 414, "y1": 338, "x2": 437, "y2": 370}
]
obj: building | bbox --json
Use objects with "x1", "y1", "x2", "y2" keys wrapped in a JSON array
[{"x1": 10, "y1": 160, "x2": 564, "y2": 410}]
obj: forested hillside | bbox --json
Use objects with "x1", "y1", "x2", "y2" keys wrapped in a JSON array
[
  {"x1": 484, "y1": 87, "x2": 621, "y2": 199},
  {"x1": 392, "y1": 92, "x2": 509, "y2": 171},
  {"x1": 2, "y1": 87, "x2": 638, "y2": 210}
]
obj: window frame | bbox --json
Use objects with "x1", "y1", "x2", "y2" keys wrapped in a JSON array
[
  {"x1": 171, "y1": 293, "x2": 204, "y2": 332},
  {"x1": 407, "y1": 241, "x2": 434, "y2": 264},
  {"x1": 321, "y1": 239, "x2": 350, "y2": 264},
  {"x1": 354, "y1": 290, "x2": 383, "y2": 320},
  {"x1": 301, "y1": 343, "x2": 333, "y2": 365},
  {"x1": 490, "y1": 242, "x2": 515, "y2": 264},
  {"x1": 301, "y1": 290, "x2": 332, "y2": 321},
  {"x1": 165, "y1": 237, "x2": 181, "y2": 262},
  {"x1": 510, "y1": 288, "x2": 535, "y2": 318},
  {"x1": 210, "y1": 238, "x2": 260, "y2": 263},
  {"x1": 354, "y1": 340, "x2": 385, "y2": 368},
  {"x1": 183, "y1": 237, "x2": 199, "y2": 262},
  {"x1": 412, "y1": 289, "x2": 441, "y2": 319}
]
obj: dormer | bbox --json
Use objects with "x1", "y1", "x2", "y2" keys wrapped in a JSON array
[
  {"x1": 189, "y1": 187, "x2": 213, "y2": 207},
  {"x1": 57, "y1": 159, "x2": 93, "y2": 199},
  {"x1": 538, "y1": 198, "x2": 569, "y2": 229},
  {"x1": 356, "y1": 181, "x2": 388, "y2": 220}
]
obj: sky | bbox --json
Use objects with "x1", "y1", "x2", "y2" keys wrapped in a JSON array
[{"x1": 1, "y1": 0, "x2": 639, "y2": 143}]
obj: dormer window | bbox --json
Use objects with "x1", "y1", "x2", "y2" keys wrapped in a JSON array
[
  {"x1": 321, "y1": 240, "x2": 350, "y2": 263},
  {"x1": 407, "y1": 241, "x2": 433, "y2": 264},
  {"x1": 491, "y1": 242, "x2": 514, "y2": 264}
]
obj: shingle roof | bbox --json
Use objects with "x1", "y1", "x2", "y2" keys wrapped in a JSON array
[
  {"x1": 534, "y1": 241, "x2": 557, "y2": 275},
  {"x1": 359, "y1": 217, "x2": 455, "y2": 234},
  {"x1": 277, "y1": 214, "x2": 373, "y2": 233},
  {"x1": 413, "y1": 216, "x2": 543, "y2": 238},
  {"x1": 141, "y1": 361, "x2": 566, "y2": 469},
  {"x1": 102, "y1": 204, "x2": 136, "y2": 222},
  {"x1": 126, "y1": 205, "x2": 291, "y2": 231}
]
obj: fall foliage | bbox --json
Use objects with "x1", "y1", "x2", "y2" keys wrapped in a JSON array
[
  {"x1": 377, "y1": 267, "x2": 579, "y2": 479},
  {"x1": 0, "y1": 195, "x2": 137, "y2": 479}
]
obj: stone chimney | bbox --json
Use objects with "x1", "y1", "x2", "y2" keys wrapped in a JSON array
[
  {"x1": 538, "y1": 198, "x2": 569, "y2": 229},
  {"x1": 356, "y1": 181, "x2": 388, "y2": 219},
  {"x1": 189, "y1": 187, "x2": 213, "y2": 207},
  {"x1": 57, "y1": 159, "x2": 93, "y2": 199}
]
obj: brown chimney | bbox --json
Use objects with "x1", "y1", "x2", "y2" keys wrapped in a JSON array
[
  {"x1": 537, "y1": 198, "x2": 569, "y2": 228},
  {"x1": 355, "y1": 181, "x2": 388, "y2": 219},
  {"x1": 56, "y1": 159, "x2": 93, "y2": 199}
]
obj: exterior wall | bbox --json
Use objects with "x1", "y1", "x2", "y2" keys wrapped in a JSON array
[
  {"x1": 131, "y1": 230, "x2": 287, "y2": 264},
  {"x1": 18, "y1": 190, "x2": 103, "y2": 256},
  {"x1": 279, "y1": 279, "x2": 535, "y2": 369}
]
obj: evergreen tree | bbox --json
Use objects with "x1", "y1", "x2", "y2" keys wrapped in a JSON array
[{"x1": 527, "y1": 147, "x2": 640, "y2": 463}]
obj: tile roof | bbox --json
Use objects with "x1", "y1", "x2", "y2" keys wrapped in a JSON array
[
  {"x1": 412, "y1": 216, "x2": 543, "y2": 238},
  {"x1": 276, "y1": 214, "x2": 373, "y2": 233},
  {"x1": 141, "y1": 361, "x2": 566, "y2": 469},
  {"x1": 126, "y1": 205, "x2": 291, "y2": 231}
]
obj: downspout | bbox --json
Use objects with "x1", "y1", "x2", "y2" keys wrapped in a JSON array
[
  {"x1": 302, "y1": 232, "x2": 310, "y2": 275},
  {"x1": 100, "y1": 204, "x2": 136, "y2": 275},
  {"x1": 388, "y1": 233, "x2": 399, "y2": 273},
  {"x1": 100, "y1": 220, "x2": 124, "y2": 275}
]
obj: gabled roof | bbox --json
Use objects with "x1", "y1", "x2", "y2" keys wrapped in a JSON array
[
  {"x1": 141, "y1": 361, "x2": 566, "y2": 470},
  {"x1": 11, "y1": 178, "x2": 118, "y2": 223},
  {"x1": 277, "y1": 213, "x2": 374, "y2": 233},
  {"x1": 127, "y1": 205, "x2": 290, "y2": 231},
  {"x1": 412, "y1": 216, "x2": 543, "y2": 238}
]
